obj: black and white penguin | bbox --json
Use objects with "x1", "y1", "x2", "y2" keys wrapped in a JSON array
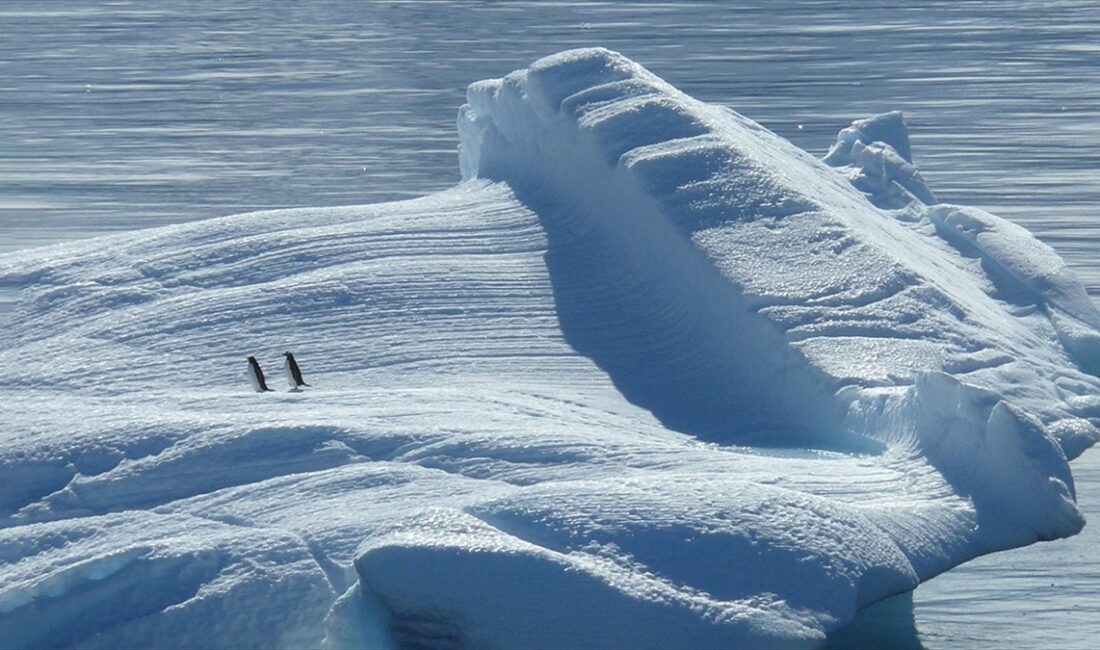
[
  {"x1": 247, "y1": 356, "x2": 274, "y2": 392},
  {"x1": 283, "y1": 351, "x2": 310, "y2": 389}
]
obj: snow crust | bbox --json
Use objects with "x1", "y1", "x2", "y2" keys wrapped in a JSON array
[{"x1": 2, "y1": 48, "x2": 1099, "y2": 648}]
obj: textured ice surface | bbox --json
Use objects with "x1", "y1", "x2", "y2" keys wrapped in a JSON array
[{"x1": 2, "y1": 49, "x2": 1099, "y2": 649}]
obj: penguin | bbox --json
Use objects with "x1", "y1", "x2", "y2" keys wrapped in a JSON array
[
  {"x1": 247, "y1": 356, "x2": 274, "y2": 392},
  {"x1": 283, "y1": 351, "x2": 310, "y2": 389}
]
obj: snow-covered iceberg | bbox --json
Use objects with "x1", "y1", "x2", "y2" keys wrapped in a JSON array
[{"x1": 2, "y1": 48, "x2": 1099, "y2": 649}]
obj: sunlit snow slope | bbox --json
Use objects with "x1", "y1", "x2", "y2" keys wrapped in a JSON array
[{"x1": 2, "y1": 49, "x2": 1099, "y2": 649}]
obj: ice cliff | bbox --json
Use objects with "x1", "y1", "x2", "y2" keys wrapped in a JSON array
[{"x1": 2, "y1": 48, "x2": 1099, "y2": 649}]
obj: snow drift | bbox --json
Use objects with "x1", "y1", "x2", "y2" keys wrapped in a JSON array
[{"x1": 2, "y1": 48, "x2": 1099, "y2": 649}]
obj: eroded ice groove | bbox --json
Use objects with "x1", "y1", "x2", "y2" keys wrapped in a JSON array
[{"x1": 2, "y1": 49, "x2": 1100, "y2": 650}]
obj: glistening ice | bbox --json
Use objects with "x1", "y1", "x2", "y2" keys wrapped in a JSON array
[{"x1": 1, "y1": 48, "x2": 1097, "y2": 649}]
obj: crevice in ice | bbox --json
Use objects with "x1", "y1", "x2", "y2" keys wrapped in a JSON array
[
  {"x1": 303, "y1": 537, "x2": 355, "y2": 597},
  {"x1": 185, "y1": 507, "x2": 354, "y2": 599}
]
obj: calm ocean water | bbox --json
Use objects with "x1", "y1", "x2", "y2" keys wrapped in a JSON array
[{"x1": 3, "y1": 1, "x2": 1099, "y2": 646}]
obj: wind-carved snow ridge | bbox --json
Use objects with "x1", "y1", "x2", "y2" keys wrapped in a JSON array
[
  {"x1": 458, "y1": 47, "x2": 1099, "y2": 451},
  {"x1": 3, "y1": 48, "x2": 1100, "y2": 650}
]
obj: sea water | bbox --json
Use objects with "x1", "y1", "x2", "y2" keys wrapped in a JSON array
[{"x1": 3, "y1": 2, "x2": 1099, "y2": 646}]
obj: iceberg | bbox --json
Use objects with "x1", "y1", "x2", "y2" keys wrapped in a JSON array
[{"x1": 1, "y1": 48, "x2": 1098, "y2": 648}]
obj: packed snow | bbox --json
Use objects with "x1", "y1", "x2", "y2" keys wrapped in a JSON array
[{"x1": 2, "y1": 48, "x2": 1098, "y2": 649}]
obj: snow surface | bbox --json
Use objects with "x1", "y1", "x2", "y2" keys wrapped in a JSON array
[{"x1": 2, "y1": 48, "x2": 1099, "y2": 649}]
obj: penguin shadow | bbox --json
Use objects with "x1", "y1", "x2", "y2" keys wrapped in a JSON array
[{"x1": 246, "y1": 352, "x2": 311, "y2": 393}]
